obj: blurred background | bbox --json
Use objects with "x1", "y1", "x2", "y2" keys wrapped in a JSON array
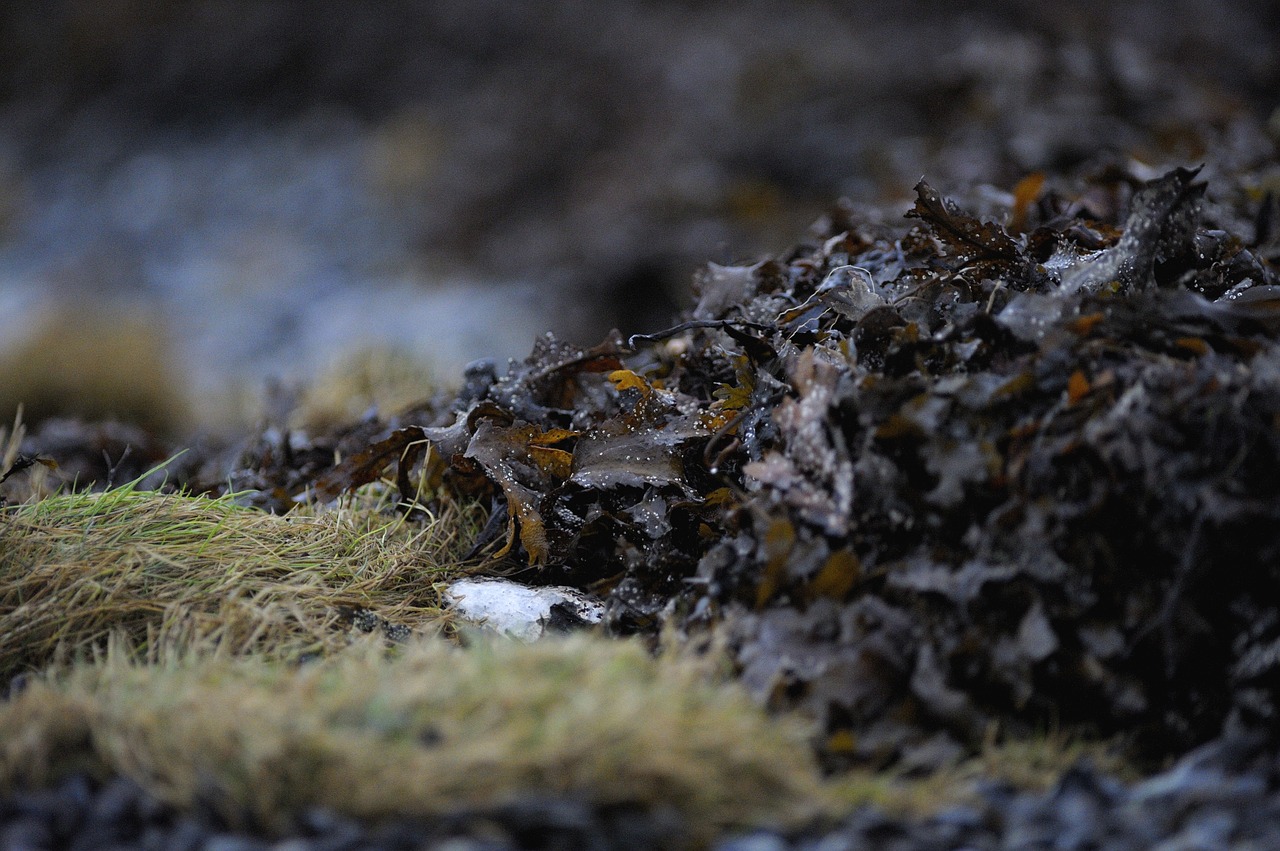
[{"x1": 0, "y1": 0, "x2": 1276, "y2": 432}]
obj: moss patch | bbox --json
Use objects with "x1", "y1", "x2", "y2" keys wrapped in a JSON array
[{"x1": 0, "y1": 637, "x2": 823, "y2": 840}]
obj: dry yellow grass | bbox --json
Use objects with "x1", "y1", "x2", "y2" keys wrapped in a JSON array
[
  {"x1": 0, "y1": 637, "x2": 825, "y2": 841},
  {"x1": 0, "y1": 480, "x2": 472, "y2": 677}
]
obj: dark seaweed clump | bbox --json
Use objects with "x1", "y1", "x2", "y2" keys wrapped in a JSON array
[{"x1": 293, "y1": 161, "x2": 1280, "y2": 768}]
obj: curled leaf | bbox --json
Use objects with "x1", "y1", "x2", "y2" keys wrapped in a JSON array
[{"x1": 908, "y1": 179, "x2": 1022, "y2": 262}]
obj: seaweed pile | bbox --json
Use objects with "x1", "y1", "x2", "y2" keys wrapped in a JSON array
[
  {"x1": 17, "y1": 160, "x2": 1280, "y2": 773},
  {"x1": 293, "y1": 160, "x2": 1280, "y2": 767}
]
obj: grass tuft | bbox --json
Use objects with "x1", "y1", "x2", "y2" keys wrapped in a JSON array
[{"x1": 0, "y1": 483, "x2": 470, "y2": 677}]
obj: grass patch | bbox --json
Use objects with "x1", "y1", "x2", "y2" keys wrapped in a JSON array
[
  {"x1": 0, "y1": 637, "x2": 824, "y2": 841},
  {"x1": 0, "y1": 480, "x2": 473, "y2": 678}
]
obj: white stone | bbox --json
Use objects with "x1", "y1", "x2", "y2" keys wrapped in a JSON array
[{"x1": 443, "y1": 578, "x2": 604, "y2": 642}]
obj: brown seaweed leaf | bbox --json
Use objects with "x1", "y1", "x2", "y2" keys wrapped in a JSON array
[
  {"x1": 570, "y1": 374, "x2": 705, "y2": 491},
  {"x1": 907, "y1": 180, "x2": 1022, "y2": 262},
  {"x1": 310, "y1": 425, "x2": 427, "y2": 504},
  {"x1": 1059, "y1": 166, "x2": 1205, "y2": 296},
  {"x1": 463, "y1": 420, "x2": 577, "y2": 565},
  {"x1": 490, "y1": 332, "x2": 626, "y2": 417},
  {"x1": 0, "y1": 454, "x2": 59, "y2": 486}
]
